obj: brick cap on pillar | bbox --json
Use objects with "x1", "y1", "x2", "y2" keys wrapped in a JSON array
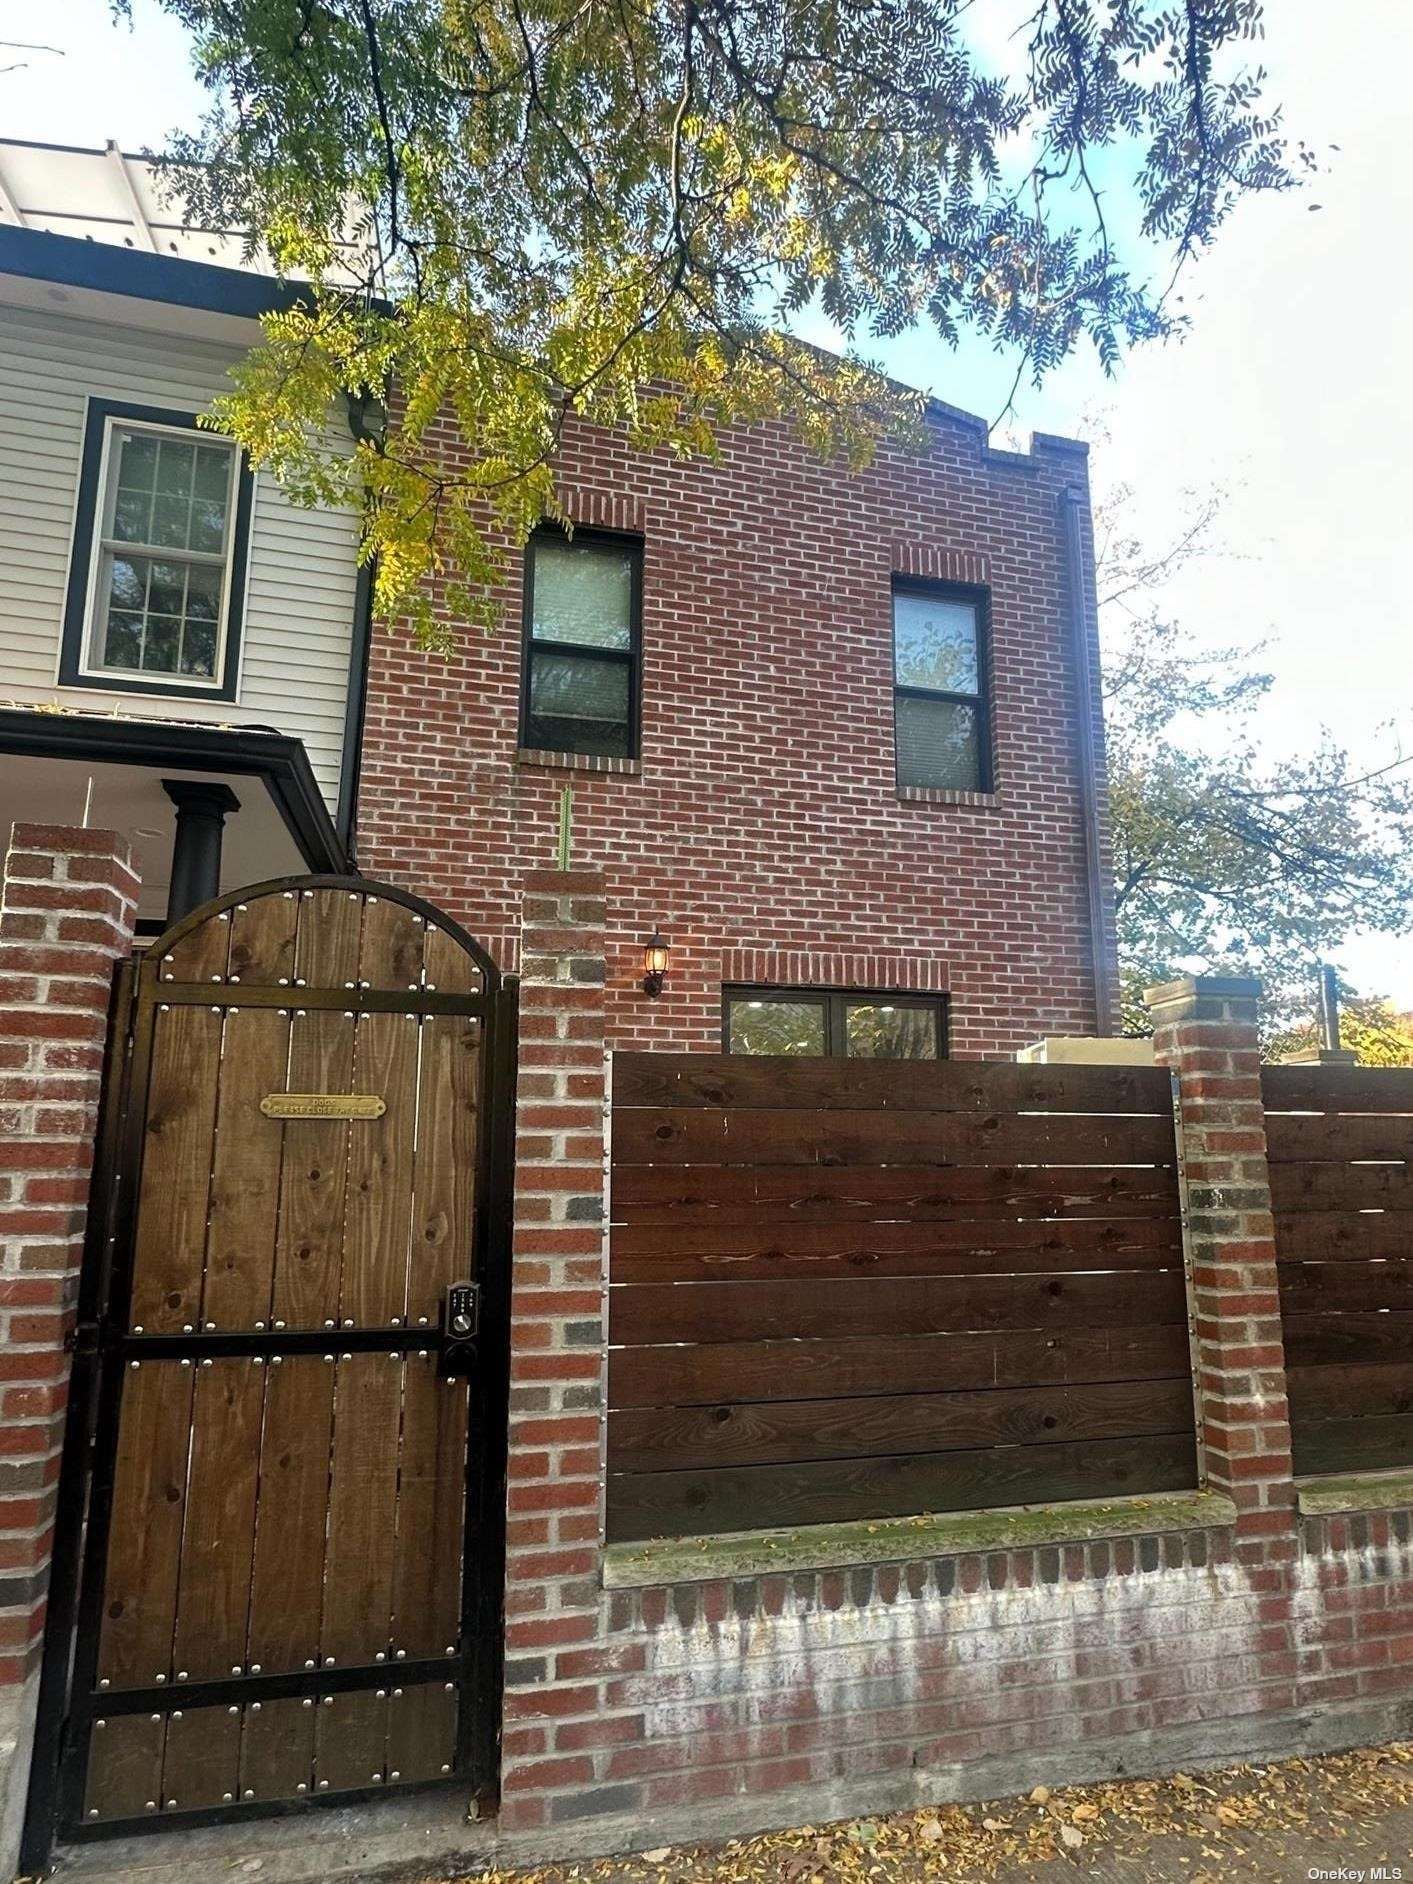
[
  {"x1": 1145, "y1": 972, "x2": 1262, "y2": 1011},
  {"x1": 8, "y1": 822, "x2": 131, "y2": 858}
]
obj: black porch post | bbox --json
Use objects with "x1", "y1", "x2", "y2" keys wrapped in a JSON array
[{"x1": 162, "y1": 779, "x2": 241, "y2": 924}]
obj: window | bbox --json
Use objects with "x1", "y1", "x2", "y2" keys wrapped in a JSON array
[
  {"x1": 521, "y1": 527, "x2": 642, "y2": 758},
  {"x1": 723, "y1": 987, "x2": 947, "y2": 1058},
  {"x1": 892, "y1": 581, "x2": 991, "y2": 791},
  {"x1": 60, "y1": 401, "x2": 253, "y2": 700}
]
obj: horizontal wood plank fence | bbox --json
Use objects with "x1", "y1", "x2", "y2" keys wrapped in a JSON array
[
  {"x1": 1264, "y1": 1063, "x2": 1413, "y2": 1478},
  {"x1": 607, "y1": 1054, "x2": 1198, "y2": 1542}
]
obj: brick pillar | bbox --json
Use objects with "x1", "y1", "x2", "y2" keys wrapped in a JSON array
[
  {"x1": 500, "y1": 869, "x2": 609, "y2": 1833},
  {"x1": 1148, "y1": 976, "x2": 1297, "y2": 1585},
  {"x1": 0, "y1": 824, "x2": 139, "y2": 1869}
]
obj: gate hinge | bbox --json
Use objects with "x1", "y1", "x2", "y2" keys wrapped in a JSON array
[{"x1": 65, "y1": 1320, "x2": 102, "y2": 1360}]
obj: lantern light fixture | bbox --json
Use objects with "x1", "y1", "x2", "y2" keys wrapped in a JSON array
[{"x1": 642, "y1": 930, "x2": 670, "y2": 998}]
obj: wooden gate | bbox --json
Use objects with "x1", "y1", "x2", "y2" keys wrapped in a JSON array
[{"x1": 24, "y1": 877, "x2": 516, "y2": 1860}]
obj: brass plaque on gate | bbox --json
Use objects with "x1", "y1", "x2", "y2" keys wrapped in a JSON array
[{"x1": 260, "y1": 1092, "x2": 387, "y2": 1119}]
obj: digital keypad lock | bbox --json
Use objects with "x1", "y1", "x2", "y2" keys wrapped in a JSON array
[{"x1": 439, "y1": 1281, "x2": 480, "y2": 1377}]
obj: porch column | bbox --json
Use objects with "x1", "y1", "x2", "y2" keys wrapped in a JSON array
[
  {"x1": 0, "y1": 823, "x2": 139, "y2": 1874},
  {"x1": 162, "y1": 779, "x2": 239, "y2": 924},
  {"x1": 1148, "y1": 976, "x2": 1298, "y2": 1601}
]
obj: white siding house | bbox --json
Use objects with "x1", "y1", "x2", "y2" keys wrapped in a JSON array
[
  {"x1": 0, "y1": 299, "x2": 360, "y2": 809},
  {"x1": 0, "y1": 139, "x2": 368, "y2": 925}
]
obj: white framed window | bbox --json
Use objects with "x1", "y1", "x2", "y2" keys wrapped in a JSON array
[{"x1": 60, "y1": 402, "x2": 252, "y2": 700}]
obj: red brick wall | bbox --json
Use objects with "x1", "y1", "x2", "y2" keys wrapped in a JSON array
[
  {"x1": 356, "y1": 407, "x2": 1115, "y2": 1055},
  {"x1": 0, "y1": 826, "x2": 137, "y2": 1681},
  {"x1": 497, "y1": 927, "x2": 1413, "y2": 1844}
]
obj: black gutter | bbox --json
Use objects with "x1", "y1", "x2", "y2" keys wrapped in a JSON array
[
  {"x1": 0, "y1": 224, "x2": 315, "y2": 323},
  {"x1": 1060, "y1": 488, "x2": 1116, "y2": 1036},
  {"x1": 0, "y1": 708, "x2": 348, "y2": 875},
  {"x1": 335, "y1": 558, "x2": 375, "y2": 858}
]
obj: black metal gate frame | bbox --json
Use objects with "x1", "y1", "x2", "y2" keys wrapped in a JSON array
[{"x1": 20, "y1": 878, "x2": 519, "y2": 1874}]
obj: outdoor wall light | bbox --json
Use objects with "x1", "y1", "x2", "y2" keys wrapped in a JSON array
[{"x1": 642, "y1": 930, "x2": 671, "y2": 998}]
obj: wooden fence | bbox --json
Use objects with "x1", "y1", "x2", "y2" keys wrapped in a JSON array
[
  {"x1": 606, "y1": 1054, "x2": 1197, "y2": 1543},
  {"x1": 1265, "y1": 1063, "x2": 1413, "y2": 1478}
]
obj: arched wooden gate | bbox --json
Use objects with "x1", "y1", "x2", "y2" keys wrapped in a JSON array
[{"x1": 23, "y1": 877, "x2": 517, "y2": 1864}]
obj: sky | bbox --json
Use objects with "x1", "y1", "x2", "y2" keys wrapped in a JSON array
[{"x1": 3, "y1": 0, "x2": 1410, "y2": 1007}]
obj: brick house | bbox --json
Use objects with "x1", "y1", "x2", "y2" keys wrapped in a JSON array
[
  {"x1": 4, "y1": 135, "x2": 1413, "y2": 1884},
  {"x1": 355, "y1": 400, "x2": 1116, "y2": 1058}
]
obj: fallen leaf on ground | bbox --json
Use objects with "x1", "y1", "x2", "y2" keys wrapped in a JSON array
[{"x1": 1060, "y1": 1823, "x2": 1084, "y2": 1849}]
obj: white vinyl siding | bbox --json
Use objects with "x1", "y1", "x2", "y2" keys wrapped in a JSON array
[{"x1": 0, "y1": 302, "x2": 359, "y2": 810}]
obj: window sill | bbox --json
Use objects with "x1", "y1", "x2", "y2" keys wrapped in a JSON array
[
  {"x1": 601, "y1": 1488, "x2": 1237, "y2": 1588},
  {"x1": 897, "y1": 785, "x2": 1000, "y2": 809},
  {"x1": 58, "y1": 672, "x2": 239, "y2": 706},
  {"x1": 514, "y1": 748, "x2": 641, "y2": 777},
  {"x1": 1296, "y1": 1468, "x2": 1413, "y2": 1517}
]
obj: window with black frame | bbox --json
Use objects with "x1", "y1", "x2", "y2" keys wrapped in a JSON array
[
  {"x1": 724, "y1": 987, "x2": 946, "y2": 1058},
  {"x1": 892, "y1": 581, "x2": 991, "y2": 791},
  {"x1": 521, "y1": 528, "x2": 641, "y2": 758}
]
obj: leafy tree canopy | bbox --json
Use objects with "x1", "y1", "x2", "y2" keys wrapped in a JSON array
[
  {"x1": 1265, "y1": 995, "x2": 1413, "y2": 1070},
  {"x1": 1097, "y1": 483, "x2": 1413, "y2": 1042},
  {"x1": 128, "y1": 0, "x2": 1302, "y2": 637}
]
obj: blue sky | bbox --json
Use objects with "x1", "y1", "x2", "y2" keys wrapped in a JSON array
[{"x1": 3, "y1": 0, "x2": 1409, "y2": 1006}]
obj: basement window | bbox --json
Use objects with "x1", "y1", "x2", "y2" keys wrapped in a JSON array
[
  {"x1": 61, "y1": 401, "x2": 252, "y2": 702},
  {"x1": 723, "y1": 988, "x2": 947, "y2": 1058},
  {"x1": 521, "y1": 527, "x2": 642, "y2": 758},
  {"x1": 892, "y1": 580, "x2": 992, "y2": 792}
]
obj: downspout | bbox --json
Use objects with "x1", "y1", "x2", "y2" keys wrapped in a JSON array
[
  {"x1": 1060, "y1": 487, "x2": 1115, "y2": 1035},
  {"x1": 337, "y1": 386, "x2": 385, "y2": 862},
  {"x1": 335, "y1": 558, "x2": 375, "y2": 860}
]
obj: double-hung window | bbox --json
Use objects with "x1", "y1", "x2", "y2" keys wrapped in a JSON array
[
  {"x1": 723, "y1": 987, "x2": 947, "y2": 1059},
  {"x1": 521, "y1": 527, "x2": 642, "y2": 758},
  {"x1": 61, "y1": 401, "x2": 251, "y2": 699},
  {"x1": 892, "y1": 581, "x2": 991, "y2": 791}
]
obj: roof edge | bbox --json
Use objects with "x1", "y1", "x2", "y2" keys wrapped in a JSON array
[
  {"x1": 0, "y1": 223, "x2": 307, "y2": 322},
  {"x1": 0, "y1": 706, "x2": 348, "y2": 874}
]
